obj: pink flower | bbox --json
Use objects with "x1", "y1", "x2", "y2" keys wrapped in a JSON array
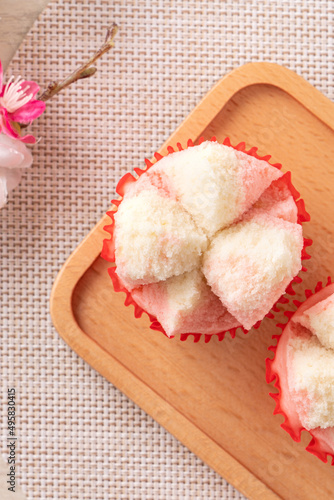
[
  {"x1": 0, "y1": 61, "x2": 45, "y2": 144},
  {"x1": 0, "y1": 133, "x2": 33, "y2": 208}
]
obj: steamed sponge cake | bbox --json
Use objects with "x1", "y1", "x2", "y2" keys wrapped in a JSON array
[
  {"x1": 114, "y1": 190, "x2": 208, "y2": 289},
  {"x1": 267, "y1": 285, "x2": 334, "y2": 462},
  {"x1": 287, "y1": 294, "x2": 334, "y2": 430},
  {"x1": 203, "y1": 213, "x2": 303, "y2": 330},
  {"x1": 109, "y1": 140, "x2": 306, "y2": 337},
  {"x1": 287, "y1": 334, "x2": 334, "y2": 429}
]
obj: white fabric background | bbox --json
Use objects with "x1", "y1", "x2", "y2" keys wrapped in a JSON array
[{"x1": 1, "y1": 0, "x2": 333, "y2": 499}]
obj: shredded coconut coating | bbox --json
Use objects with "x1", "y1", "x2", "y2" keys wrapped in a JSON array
[
  {"x1": 150, "y1": 141, "x2": 282, "y2": 236},
  {"x1": 131, "y1": 269, "x2": 240, "y2": 337},
  {"x1": 296, "y1": 294, "x2": 334, "y2": 350},
  {"x1": 114, "y1": 190, "x2": 208, "y2": 288},
  {"x1": 288, "y1": 335, "x2": 334, "y2": 429},
  {"x1": 202, "y1": 214, "x2": 303, "y2": 330},
  {"x1": 124, "y1": 167, "x2": 175, "y2": 200}
]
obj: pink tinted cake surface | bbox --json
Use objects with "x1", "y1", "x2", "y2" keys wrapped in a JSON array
[
  {"x1": 146, "y1": 141, "x2": 283, "y2": 236},
  {"x1": 234, "y1": 149, "x2": 283, "y2": 216},
  {"x1": 102, "y1": 139, "x2": 310, "y2": 340},
  {"x1": 123, "y1": 167, "x2": 176, "y2": 200},
  {"x1": 202, "y1": 212, "x2": 303, "y2": 330},
  {"x1": 251, "y1": 175, "x2": 298, "y2": 223},
  {"x1": 131, "y1": 269, "x2": 241, "y2": 338},
  {"x1": 268, "y1": 281, "x2": 334, "y2": 464}
]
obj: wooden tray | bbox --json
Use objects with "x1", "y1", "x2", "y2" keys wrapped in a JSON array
[{"x1": 50, "y1": 62, "x2": 334, "y2": 500}]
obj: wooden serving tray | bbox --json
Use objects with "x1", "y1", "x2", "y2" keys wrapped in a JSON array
[{"x1": 50, "y1": 62, "x2": 334, "y2": 500}]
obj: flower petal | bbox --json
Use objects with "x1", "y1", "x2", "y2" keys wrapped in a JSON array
[
  {"x1": 10, "y1": 99, "x2": 45, "y2": 123},
  {"x1": 0, "y1": 175, "x2": 8, "y2": 208},
  {"x1": 0, "y1": 134, "x2": 33, "y2": 168},
  {"x1": 1, "y1": 113, "x2": 20, "y2": 139},
  {"x1": 18, "y1": 80, "x2": 40, "y2": 98},
  {"x1": 0, "y1": 109, "x2": 36, "y2": 144},
  {"x1": 0, "y1": 142, "x2": 24, "y2": 168},
  {"x1": 0, "y1": 165, "x2": 22, "y2": 193},
  {"x1": 1, "y1": 110, "x2": 20, "y2": 139},
  {"x1": 19, "y1": 134, "x2": 36, "y2": 144}
]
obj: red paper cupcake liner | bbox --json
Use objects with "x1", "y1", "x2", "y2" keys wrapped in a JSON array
[
  {"x1": 266, "y1": 277, "x2": 334, "y2": 464},
  {"x1": 102, "y1": 137, "x2": 312, "y2": 342}
]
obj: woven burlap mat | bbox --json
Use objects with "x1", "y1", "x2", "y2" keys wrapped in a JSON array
[{"x1": 1, "y1": 0, "x2": 333, "y2": 499}]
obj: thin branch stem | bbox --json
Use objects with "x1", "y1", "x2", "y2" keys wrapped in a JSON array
[{"x1": 39, "y1": 23, "x2": 118, "y2": 102}]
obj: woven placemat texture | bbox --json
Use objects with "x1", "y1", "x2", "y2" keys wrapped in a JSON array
[{"x1": 1, "y1": 0, "x2": 333, "y2": 499}]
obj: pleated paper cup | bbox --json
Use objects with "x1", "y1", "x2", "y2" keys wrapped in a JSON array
[{"x1": 266, "y1": 278, "x2": 334, "y2": 464}]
